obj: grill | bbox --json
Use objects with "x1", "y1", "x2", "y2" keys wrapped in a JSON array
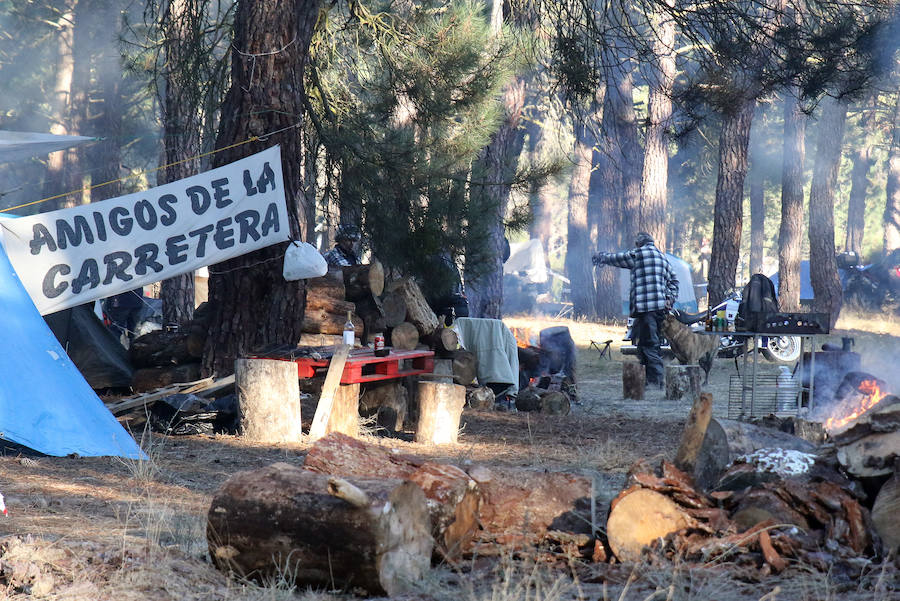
[
  {"x1": 754, "y1": 312, "x2": 830, "y2": 335},
  {"x1": 728, "y1": 374, "x2": 801, "y2": 418}
]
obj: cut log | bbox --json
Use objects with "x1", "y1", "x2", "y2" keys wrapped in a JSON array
[
  {"x1": 381, "y1": 290, "x2": 407, "y2": 328},
  {"x1": 302, "y1": 432, "x2": 480, "y2": 560},
  {"x1": 466, "y1": 386, "x2": 494, "y2": 410},
  {"x1": 354, "y1": 294, "x2": 387, "y2": 342},
  {"x1": 298, "y1": 333, "x2": 342, "y2": 347},
  {"x1": 234, "y1": 358, "x2": 302, "y2": 443},
  {"x1": 386, "y1": 278, "x2": 439, "y2": 336},
  {"x1": 426, "y1": 327, "x2": 459, "y2": 357},
  {"x1": 206, "y1": 463, "x2": 431, "y2": 596},
  {"x1": 389, "y1": 322, "x2": 419, "y2": 351},
  {"x1": 540, "y1": 391, "x2": 570, "y2": 415},
  {"x1": 301, "y1": 306, "x2": 363, "y2": 336},
  {"x1": 871, "y1": 471, "x2": 900, "y2": 555},
  {"x1": 717, "y1": 418, "x2": 818, "y2": 456},
  {"x1": 665, "y1": 364, "x2": 702, "y2": 401},
  {"x1": 360, "y1": 381, "x2": 408, "y2": 433},
  {"x1": 830, "y1": 396, "x2": 900, "y2": 446},
  {"x1": 515, "y1": 387, "x2": 542, "y2": 412},
  {"x1": 622, "y1": 362, "x2": 645, "y2": 400},
  {"x1": 835, "y1": 430, "x2": 900, "y2": 478},
  {"x1": 415, "y1": 382, "x2": 466, "y2": 444},
  {"x1": 342, "y1": 259, "x2": 385, "y2": 301},
  {"x1": 451, "y1": 350, "x2": 477, "y2": 387},
  {"x1": 468, "y1": 465, "x2": 592, "y2": 547},
  {"x1": 306, "y1": 269, "x2": 346, "y2": 299},
  {"x1": 130, "y1": 330, "x2": 197, "y2": 367},
  {"x1": 692, "y1": 418, "x2": 730, "y2": 491},
  {"x1": 606, "y1": 487, "x2": 693, "y2": 562},
  {"x1": 675, "y1": 392, "x2": 713, "y2": 474}
]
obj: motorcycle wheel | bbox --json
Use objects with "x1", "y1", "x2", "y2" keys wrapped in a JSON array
[{"x1": 760, "y1": 335, "x2": 801, "y2": 364}]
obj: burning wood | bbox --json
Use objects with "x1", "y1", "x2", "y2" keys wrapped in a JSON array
[{"x1": 826, "y1": 373, "x2": 890, "y2": 433}]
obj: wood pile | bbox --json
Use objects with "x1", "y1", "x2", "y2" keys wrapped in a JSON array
[{"x1": 128, "y1": 304, "x2": 212, "y2": 391}]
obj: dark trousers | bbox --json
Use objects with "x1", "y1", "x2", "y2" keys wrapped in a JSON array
[{"x1": 633, "y1": 310, "x2": 665, "y2": 386}]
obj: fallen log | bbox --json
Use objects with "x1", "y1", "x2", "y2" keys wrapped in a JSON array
[
  {"x1": 426, "y1": 327, "x2": 459, "y2": 357},
  {"x1": 717, "y1": 418, "x2": 817, "y2": 456},
  {"x1": 674, "y1": 392, "x2": 713, "y2": 475},
  {"x1": 207, "y1": 463, "x2": 431, "y2": 596}
]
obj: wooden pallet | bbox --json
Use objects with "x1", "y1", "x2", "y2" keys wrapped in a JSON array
[{"x1": 265, "y1": 348, "x2": 434, "y2": 384}]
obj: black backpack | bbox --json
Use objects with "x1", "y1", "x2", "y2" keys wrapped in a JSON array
[{"x1": 737, "y1": 273, "x2": 779, "y2": 331}]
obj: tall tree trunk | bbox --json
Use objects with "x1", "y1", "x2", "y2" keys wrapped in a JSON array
[
  {"x1": 566, "y1": 118, "x2": 596, "y2": 317},
  {"x1": 44, "y1": 0, "x2": 77, "y2": 206},
  {"x1": 202, "y1": 0, "x2": 321, "y2": 376},
  {"x1": 845, "y1": 101, "x2": 875, "y2": 256},
  {"x1": 809, "y1": 98, "x2": 848, "y2": 328},
  {"x1": 639, "y1": 0, "x2": 675, "y2": 250},
  {"x1": 606, "y1": 64, "x2": 643, "y2": 242},
  {"x1": 749, "y1": 164, "x2": 765, "y2": 275},
  {"x1": 159, "y1": 0, "x2": 201, "y2": 325},
  {"x1": 778, "y1": 87, "x2": 807, "y2": 312},
  {"x1": 525, "y1": 117, "x2": 553, "y2": 253},
  {"x1": 592, "y1": 92, "x2": 623, "y2": 319},
  {"x1": 708, "y1": 98, "x2": 755, "y2": 306},
  {"x1": 884, "y1": 87, "x2": 900, "y2": 254}
]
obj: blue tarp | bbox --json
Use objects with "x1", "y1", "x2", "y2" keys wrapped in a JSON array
[
  {"x1": 0, "y1": 240, "x2": 145, "y2": 458},
  {"x1": 769, "y1": 261, "x2": 814, "y2": 301}
]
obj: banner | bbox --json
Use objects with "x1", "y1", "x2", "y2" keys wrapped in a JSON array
[{"x1": 0, "y1": 146, "x2": 289, "y2": 315}]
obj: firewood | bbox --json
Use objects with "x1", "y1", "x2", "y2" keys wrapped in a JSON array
[
  {"x1": 388, "y1": 322, "x2": 419, "y2": 351},
  {"x1": 360, "y1": 381, "x2": 408, "y2": 433},
  {"x1": 871, "y1": 471, "x2": 900, "y2": 555},
  {"x1": 354, "y1": 294, "x2": 387, "y2": 342},
  {"x1": 386, "y1": 278, "x2": 439, "y2": 336},
  {"x1": 675, "y1": 392, "x2": 713, "y2": 474},
  {"x1": 234, "y1": 358, "x2": 302, "y2": 444},
  {"x1": 451, "y1": 350, "x2": 477, "y2": 386},
  {"x1": 466, "y1": 386, "x2": 494, "y2": 410},
  {"x1": 835, "y1": 430, "x2": 900, "y2": 478},
  {"x1": 605, "y1": 488, "x2": 694, "y2": 562},
  {"x1": 341, "y1": 259, "x2": 384, "y2": 301},
  {"x1": 539, "y1": 390, "x2": 570, "y2": 415},
  {"x1": 829, "y1": 394, "x2": 900, "y2": 446},
  {"x1": 206, "y1": 463, "x2": 432, "y2": 596},
  {"x1": 426, "y1": 327, "x2": 459, "y2": 357},
  {"x1": 622, "y1": 362, "x2": 645, "y2": 400},
  {"x1": 302, "y1": 432, "x2": 479, "y2": 560},
  {"x1": 381, "y1": 290, "x2": 407, "y2": 328},
  {"x1": 515, "y1": 386, "x2": 542, "y2": 412},
  {"x1": 301, "y1": 306, "x2": 363, "y2": 336},
  {"x1": 415, "y1": 382, "x2": 465, "y2": 444},
  {"x1": 306, "y1": 269, "x2": 346, "y2": 299},
  {"x1": 717, "y1": 418, "x2": 817, "y2": 456},
  {"x1": 693, "y1": 418, "x2": 730, "y2": 491}
]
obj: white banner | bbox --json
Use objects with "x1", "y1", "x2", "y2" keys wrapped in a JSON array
[{"x1": 0, "y1": 146, "x2": 289, "y2": 315}]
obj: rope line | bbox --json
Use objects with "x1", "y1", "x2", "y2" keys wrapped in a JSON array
[{"x1": 0, "y1": 134, "x2": 266, "y2": 214}]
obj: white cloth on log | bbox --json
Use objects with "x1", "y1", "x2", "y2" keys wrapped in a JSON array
[{"x1": 453, "y1": 317, "x2": 519, "y2": 394}]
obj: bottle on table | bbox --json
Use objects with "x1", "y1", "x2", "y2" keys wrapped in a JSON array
[{"x1": 342, "y1": 311, "x2": 355, "y2": 346}]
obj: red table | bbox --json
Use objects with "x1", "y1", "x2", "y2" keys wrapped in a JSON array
[{"x1": 282, "y1": 348, "x2": 434, "y2": 384}]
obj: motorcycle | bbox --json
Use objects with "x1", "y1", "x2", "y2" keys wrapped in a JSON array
[
  {"x1": 840, "y1": 249, "x2": 900, "y2": 312},
  {"x1": 621, "y1": 290, "x2": 802, "y2": 364}
]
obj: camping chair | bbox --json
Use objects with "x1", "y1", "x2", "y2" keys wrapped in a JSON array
[{"x1": 589, "y1": 339, "x2": 613, "y2": 360}]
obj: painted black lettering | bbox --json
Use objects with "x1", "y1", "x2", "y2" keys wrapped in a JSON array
[
  {"x1": 71, "y1": 259, "x2": 100, "y2": 294},
  {"x1": 211, "y1": 178, "x2": 232, "y2": 208},
  {"x1": 213, "y1": 217, "x2": 235, "y2": 249},
  {"x1": 187, "y1": 185, "x2": 211, "y2": 215},
  {"x1": 42, "y1": 264, "x2": 70, "y2": 298},
  {"x1": 158, "y1": 194, "x2": 177, "y2": 226},
  {"x1": 242, "y1": 169, "x2": 258, "y2": 196},
  {"x1": 234, "y1": 210, "x2": 261, "y2": 243},
  {"x1": 165, "y1": 234, "x2": 189, "y2": 265},
  {"x1": 134, "y1": 199, "x2": 158, "y2": 230},
  {"x1": 260, "y1": 202, "x2": 280, "y2": 236},
  {"x1": 188, "y1": 224, "x2": 214, "y2": 258},
  {"x1": 102, "y1": 252, "x2": 133, "y2": 284},
  {"x1": 134, "y1": 243, "x2": 163, "y2": 275},
  {"x1": 109, "y1": 206, "x2": 133, "y2": 236},
  {"x1": 256, "y1": 161, "x2": 277, "y2": 193},
  {"x1": 92, "y1": 211, "x2": 107, "y2": 241},
  {"x1": 29, "y1": 224, "x2": 57, "y2": 255},
  {"x1": 55, "y1": 216, "x2": 94, "y2": 249}
]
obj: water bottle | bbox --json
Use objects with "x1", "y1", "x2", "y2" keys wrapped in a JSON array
[
  {"x1": 342, "y1": 311, "x2": 355, "y2": 346},
  {"x1": 776, "y1": 366, "x2": 798, "y2": 412}
]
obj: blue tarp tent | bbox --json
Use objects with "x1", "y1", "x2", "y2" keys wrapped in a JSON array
[
  {"x1": 0, "y1": 237, "x2": 144, "y2": 458},
  {"x1": 618, "y1": 253, "x2": 698, "y2": 315},
  {"x1": 769, "y1": 261, "x2": 814, "y2": 303}
]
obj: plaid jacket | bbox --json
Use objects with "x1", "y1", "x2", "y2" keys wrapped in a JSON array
[
  {"x1": 322, "y1": 246, "x2": 360, "y2": 267},
  {"x1": 600, "y1": 243, "x2": 679, "y2": 314}
]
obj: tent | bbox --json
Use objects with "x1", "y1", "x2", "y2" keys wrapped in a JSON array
[
  {"x1": 504, "y1": 239, "x2": 548, "y2": 284},
  {"x1": 0, "y1": 130, "x2": 93, "y2": 165},
  {"x1": 0, "y1": 241, "x2": 144, "y2": 458},
  {"x1": 618, "y1": 253, "x2": 698, "y2": 315},
  {"x1": 769, "y1": 261, "x2": 814, "y2": 303}
]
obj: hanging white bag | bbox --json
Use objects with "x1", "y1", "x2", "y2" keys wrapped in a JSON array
[{"x1": 283, "y1": 241, "x2": 328, "y2": 281}]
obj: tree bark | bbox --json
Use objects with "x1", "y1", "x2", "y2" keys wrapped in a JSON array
[
  {"x1": 592, "y1": 94, "x2": 622, "y2": 318},
  {"x1": 234, "y1": 358, "x2": 302, "y2": 443},
  {"x1": 342, "y1": 260, "x2": 385, "y2": 301},
  {"x1": 846, "y1": 100, "x2": 876, "y2": 255},
  {"x1": 778, "y1": 87, "x2": 807, "y2": 312},
  {"x1": 606, "y1": 62, "x2": 643, "y2": 242},
  {"x1": 639, "y1": 0, "x2": 676, "y2": 250},
  {"x1": 203, "y1": 0, "x2": 321, "y2": 376},
  {"x1": 809, "y1": 98, "x2": 847, "y2": 328},
  {"x1": 708, "y1": 98, "x2": 755, "y2": 306},
  {"x1": 207, "y1": 464, "x2": 432, "y2": 596},
  {"x1": 159, "y1": 0, "x2": 201, "y2": 325},
  {"x1": 525, "y1": 118, "x2": 554, "y2": 251},
  {"x1": 565, "y1": 118, "x2": 597, "y2": 317},
  {"x1": 44, "y1": 0, "x2": 77, "y2": 207},
  {"x1": 884, "y1": 87, "x2": 900, "y2": 253},
  {"x1": 749, "y1": 164, "x2": 765, "y2": 275}
]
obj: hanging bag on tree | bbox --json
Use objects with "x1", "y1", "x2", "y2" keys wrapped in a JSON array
[{"x1": 736, "y1": 273, "x2": 779, "y2": 331}]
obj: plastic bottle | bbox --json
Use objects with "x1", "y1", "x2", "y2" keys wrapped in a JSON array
[
  {"x1": 342, "y1": 311, "x2": 355, "y2": 346},
  {"x1": 776, "y1": 366, "x2": 798, "y2": 412}
]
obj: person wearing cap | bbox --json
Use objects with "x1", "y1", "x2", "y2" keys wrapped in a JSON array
[
  {"x1": 323, "y1": 224, "x2": 362, "y2": 267},
  {"x1": 592, "y1": 232, "x2": 678, "y2": 389}
]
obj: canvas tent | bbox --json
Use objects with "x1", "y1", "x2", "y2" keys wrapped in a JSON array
[{"x1": 618, "y1": 253, "x2": 698, "y2": 315}]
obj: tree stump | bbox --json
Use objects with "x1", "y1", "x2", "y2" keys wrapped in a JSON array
[
  {"x1": 234, "y1": 358, "x2": 301, "y2": 443},
  {"x1": 540, "y1": 391, "x2": 570, "y2": 415},
  {"x1": 665, "y1": 364, "x2": 702, "y2": 401},
  {"x1": 466, "y1": 386, "x2": 494, "y2": 410},
  {"x1": 341, "y1": 259, "x2": 385, "y2": 301},
  {"x1": 415, "y1": 382, "x2": 466, "y2": 444},
  {"x1": 622, "y1": 362, "x2": 645, "y2": 400},
  {"x1": 606, "y1": 488, "x2": 692, "y2": 562},
  {"x1": 360, "y1": 381, "x2": 408, "y2": 433},
  {"x1": 207, "y1": 463, "x2": 431, "y2": 596},
  {"x1": 325, "y1": 383, "x2": 360, "y2": 438},
  {"x1": 389, "y1": 322, "x2": 420, "y2": 351}
]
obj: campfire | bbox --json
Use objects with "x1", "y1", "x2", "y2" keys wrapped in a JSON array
[{"x1": 825, "y1": 374, "x2": 891, "y2": 434}]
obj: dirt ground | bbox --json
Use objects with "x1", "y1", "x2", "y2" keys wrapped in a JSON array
[{"x1": 0, "y1": 316, "x2": 898, "y2": 600}]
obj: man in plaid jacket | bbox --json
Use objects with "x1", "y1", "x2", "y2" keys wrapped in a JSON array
[{"x1": 593, "y1": 232, "x2": 679, "y2": 388}]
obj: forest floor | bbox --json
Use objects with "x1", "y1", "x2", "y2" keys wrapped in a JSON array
[{"x1": 1, "y1": 312, "x2": 899, "y2": 600}]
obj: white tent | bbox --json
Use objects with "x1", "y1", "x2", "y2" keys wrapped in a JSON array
[{"x1": 0, "y1": 130, "x2": 93, "y2": 165}]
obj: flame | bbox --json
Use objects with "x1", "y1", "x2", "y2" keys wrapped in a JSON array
[
  {"x1": 825, "y1": 379, "x2": 887, "y2": 432},
  {"x1": 512, "y1": 327, "x2": 532, "y2": 348}
]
